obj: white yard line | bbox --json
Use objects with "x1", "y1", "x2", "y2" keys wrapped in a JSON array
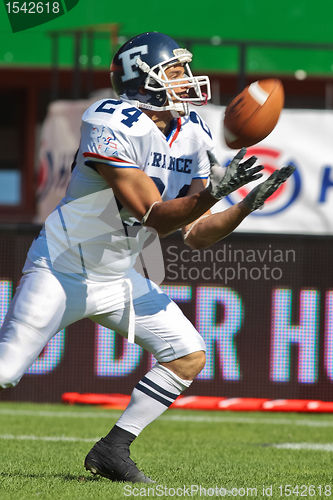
[
  {"x1": 0, "y1": 434, "x2": 98, "y2": 443},
  {"x1": 0, "y1": 408, "x2": 122, "y2": 419},
  {"x1": 1, "y1": 434, "x2": 333, "y2": 454},
  {"x1": 164, "y1": 414, "x2": 333, "y2": 427},
  {"x1": 0, "y1": 407, "x2": 333, "y2": 427},
  {"x1": 273, "y1": 443, "x2": 333, "y2": 452}
]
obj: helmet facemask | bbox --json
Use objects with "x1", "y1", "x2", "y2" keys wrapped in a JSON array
[{"x1": 135, "y1": 48, "x2": 211, "y2": 115}]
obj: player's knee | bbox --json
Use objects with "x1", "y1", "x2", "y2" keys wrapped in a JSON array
[
  {"x1": 163, "y1": 350, "x2": 206, "y2": 380},
  {"x1": 180, "y1": 350, "x2": 206, "y2": 379},
  {"x1": 192, "y1": 350, "x2": 206, "y2": 375}
]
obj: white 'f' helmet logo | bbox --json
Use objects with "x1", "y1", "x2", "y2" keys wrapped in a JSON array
[{"x1": 119, "y1": 44, "x2": 148, "y2": 82}]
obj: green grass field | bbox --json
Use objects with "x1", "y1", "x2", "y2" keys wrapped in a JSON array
[{"x1": 0, "y1": 402, "x2": 332, "y2": 499}]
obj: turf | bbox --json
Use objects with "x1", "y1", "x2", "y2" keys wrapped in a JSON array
[{"x1": 0, "y1": 402, "x2": 332, "y2": 499}]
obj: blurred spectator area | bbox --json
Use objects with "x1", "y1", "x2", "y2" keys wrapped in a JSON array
[{"x1": 1, "y1": 28, "x2": 333, "y2": 221}]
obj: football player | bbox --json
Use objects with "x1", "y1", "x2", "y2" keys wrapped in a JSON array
[{"x1": 0, "y1": 32, "x2": 294, "y2": 483}]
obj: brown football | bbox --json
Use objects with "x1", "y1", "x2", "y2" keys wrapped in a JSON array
[{"x1": 223, "y1": 79, "x2": 284, "y2": 149}]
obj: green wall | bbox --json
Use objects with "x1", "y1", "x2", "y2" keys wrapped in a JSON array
[{"x1": 1, "y1": 0, "x2": 333, "y2": 75}]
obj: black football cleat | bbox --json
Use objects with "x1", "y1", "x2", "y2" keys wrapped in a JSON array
[{"x1": 84, "y1": 438, "x2": 154, "y2": 484}]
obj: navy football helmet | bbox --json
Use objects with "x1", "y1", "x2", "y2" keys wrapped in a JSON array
[{"x1": 110, "y1": 32, "x2": 211, "y2": 115}]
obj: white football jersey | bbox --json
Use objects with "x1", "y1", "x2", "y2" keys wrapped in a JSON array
[{"x1": 28, "y1": 98, "x2": 215, "y2": 280}]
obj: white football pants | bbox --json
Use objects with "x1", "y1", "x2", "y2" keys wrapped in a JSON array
[{"x1": 0, "y1": 263, "x2": 205, "y2": 388}]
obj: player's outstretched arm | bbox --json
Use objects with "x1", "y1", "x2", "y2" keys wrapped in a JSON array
[
  {"x1": 96, "y1": 163, "x2": 217, "y2": 236},
  {"x1": 142, "y1": 148, "x2": 264, "y2": 235},
  {"x1": 95, "y1": 149, "x2": 265, "y2": 237},
  {"x1": 184, "y1": 165, "x2": 295, "y2": 249}
]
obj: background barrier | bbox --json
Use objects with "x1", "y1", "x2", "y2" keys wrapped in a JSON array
[{"x1": 0, "y1": 226, "x2": 332, "y2": 402}]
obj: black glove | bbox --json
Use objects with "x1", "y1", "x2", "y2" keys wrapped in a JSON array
[
  {"x1": 243, "y1": 165, "x2": 296, "y2": 212},
  {"x1": 207, "y1": 148, "x2": 263, "y2": 200}
]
